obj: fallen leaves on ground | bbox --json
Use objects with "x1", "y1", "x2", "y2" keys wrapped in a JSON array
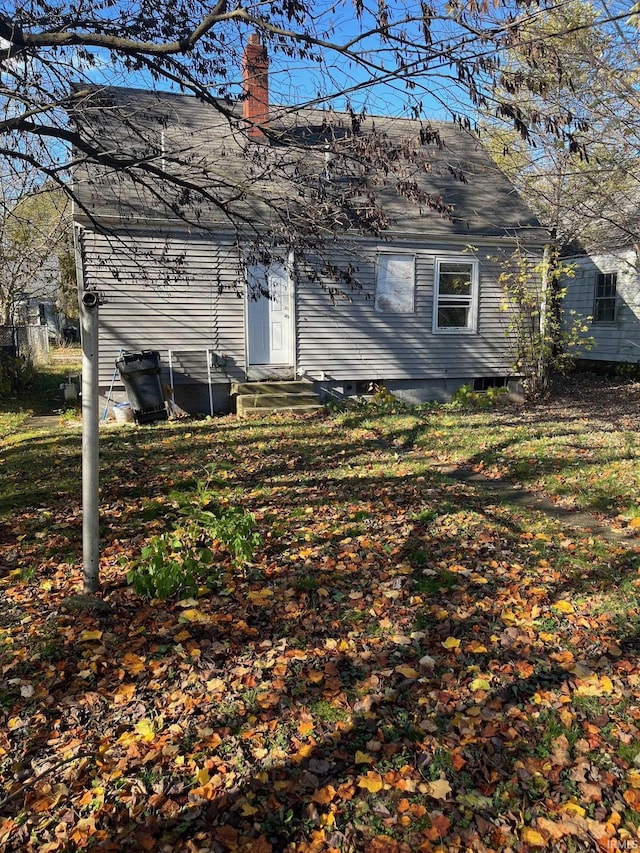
[{"x1": 1, "y1": 390, "x2": 640, "y2": 851}]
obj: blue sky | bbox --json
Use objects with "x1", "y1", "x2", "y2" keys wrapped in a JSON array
[
  {"x1": 7, "y1": 0, "x2": 637, "y2": 126},
  {"x1": 57, "y1": 0, "x2": 479, "y2": 121}
]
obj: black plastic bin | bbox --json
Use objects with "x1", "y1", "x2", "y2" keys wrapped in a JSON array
[
  {"x1": 0, "y1": 344, "x2": 17, "y2": 361},
  {"x1": 115, "y1": 350, "x2": 168, "y2": 425}
]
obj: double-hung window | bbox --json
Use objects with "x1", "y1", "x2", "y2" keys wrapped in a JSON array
[
  {"x1": 594, "y1": 272, "x2": 617, "y2": 322},
  {"x1": 375, "y1": 253, "x2": 416, "y2": 314},
  {"x1": 433, "y1": 258, "x2": 478, "y2": 332}
]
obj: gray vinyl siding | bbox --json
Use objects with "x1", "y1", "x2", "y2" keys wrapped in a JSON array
[
  {"x1": 562, "y1": 250, "x2": 640, "y2": 364},
  {"x1": 296, "y1": 240, "x2": 517, "y2": 380},
  {"x1": 79, "y1": 230, "x2": 246, "y2": 390},
  {"x1": 80, "y1": 226, "x2": 536, "y2": 398}
]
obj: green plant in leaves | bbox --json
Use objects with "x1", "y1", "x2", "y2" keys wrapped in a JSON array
[
  {"x1": 350, "y1": 383, "x2": 410, "y2": 415},
  {"x1": 205, "y1": 504, "x2": 262, "y2": 567},
  {"x1": 449, "y1": 383, "x2": 508, "y2": 409},
  {"x1": 128, "y1": 470, "x2": 261, "y2": 599},
  {"x1": 171, "y1": 470, "x2": 262, "y2": 567},
  {"x1": 127, "y1": 523, "x2": 217, "y2": 600}
]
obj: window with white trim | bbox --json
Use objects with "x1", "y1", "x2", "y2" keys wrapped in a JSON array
[
  {"x1": 594, "y1": 271, "x2": 617, "y2": 322},
  {"x1": 433, "y1": 258, "x2": 478, "y2": 332},
  {"x1": 375, "y1": 253, "x2": 415, "y2": 313}
]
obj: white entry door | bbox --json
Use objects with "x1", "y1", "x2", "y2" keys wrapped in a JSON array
[{"x1": 246, "y1": 262, "x2": 294, "y2": 370}]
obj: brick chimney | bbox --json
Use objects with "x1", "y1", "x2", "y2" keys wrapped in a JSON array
[{"x1": 242, "y1": 34, "x2": 269, "y2": 138}]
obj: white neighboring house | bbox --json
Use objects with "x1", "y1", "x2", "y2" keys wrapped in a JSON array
[
  {"x1": 0, "y1": 181, "x2": 76, "y2": 348},
  {"x1": 562, "y1": 244, "x2": 640, "y2": 365},
  {"x1": 1, "y1": 255, "x2": 66, "y2": 363},
  {"x1": 14, "y1": 254, "x2": 65, "y2": 338}
]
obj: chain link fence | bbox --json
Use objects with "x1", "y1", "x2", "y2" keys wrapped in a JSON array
[{"x1": 0, "y1": 325, "x2": 50, "y2": 363}]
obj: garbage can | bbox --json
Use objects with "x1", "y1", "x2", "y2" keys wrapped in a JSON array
[
  {"x1": 115, "y1": 350, "x2": 168, "y2": 425},
  {"x1": 0, "y1": 343, "x2": 17, "y2": 361}
]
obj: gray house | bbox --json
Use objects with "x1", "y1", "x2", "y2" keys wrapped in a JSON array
[
  {"x1": 562, "y1": 240, "x2": 640, "y2": 367},
  {"x1": 72, "y1": 40, "x2": 547, "y2": 416}
]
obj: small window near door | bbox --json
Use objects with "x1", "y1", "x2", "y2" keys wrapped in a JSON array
[
  {"x1": 433, "y1": 258, "x2": 478, "y2": 332},
  {"x1": 375, "y1": 253, "x2": 415, "y2": 313},
  {"x1": 594, "y1": 272, "x2": 617, "y2": 322}
]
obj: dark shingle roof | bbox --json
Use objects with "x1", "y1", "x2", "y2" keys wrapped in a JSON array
[{"x1": 72, "y1": 87, "x2": 546, "y2": 242}]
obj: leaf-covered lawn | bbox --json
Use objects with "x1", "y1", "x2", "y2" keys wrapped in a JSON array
[
  {"x1": 0, "y1": 354, "x2": 82, "y2": 439},
  {"x1": 0, "y1": 411, "x2": 31, "y2": 440},
  {"x1": 2, "y1": 388, "x2": 640, "y2": 852}
]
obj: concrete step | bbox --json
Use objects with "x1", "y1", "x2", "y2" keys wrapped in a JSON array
[
  {"x1": 231, "y1": 380, "x2": 314, "y2": 396},
  {"x1": 233, "y1": 380, "x2": 322, "y2": 417},
  {"x1": 240, "y1": 403, "x2": 324, "y2": 418},
  {"x1": 237, "y1": 393, "x2": 322, "y2": 417},
  {"x1": 238, "y1": 391, "x2": 319, "y2": 407}
]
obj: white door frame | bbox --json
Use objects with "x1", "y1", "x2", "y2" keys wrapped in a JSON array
[{"x1": 245, "y1": 257, "x2": 296, "y2": 380}]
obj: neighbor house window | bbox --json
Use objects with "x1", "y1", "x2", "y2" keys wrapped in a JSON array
[
  {"x1": 375, "y1": 253, "x2": 415, "y2": 313},
  {"x1": 434, "y1": 258, "x2": 478, "y2": 332},
  {"x1": 594, "y1": 272, "x2": 617, "y2": 322}
]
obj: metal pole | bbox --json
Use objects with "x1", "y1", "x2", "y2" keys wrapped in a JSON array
[
  {"x1": 206, "y1": 348, "x2": 214, "y2": 416},
  {"x1": 81, "y1": 291, "x2": 100, "y2": 593},
  {"x1": 168, "y1": 349, "x2": 176, "y2": 418}
]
